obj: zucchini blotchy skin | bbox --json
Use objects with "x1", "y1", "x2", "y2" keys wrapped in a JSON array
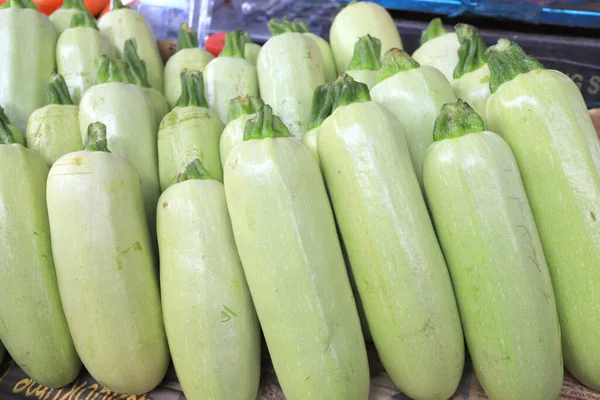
[
  {"x1": 318, "y1": 101, "x2": 464, "y2": 400},
  {"x1": 486, "y1": 69, "x2": 600, "y2": 390},
  {"x1": 0, "y1": 145, "x2": 81, "y2": 388},
  {"x1": 158, "y1": 179, "x2": 261, "y2": 400},
  {"x1": 47, "y1": 151, "x2": 169, "y2": 395},
  {"x1": 424, "y1": 131, "x2": 563, "y2": 400},
  {"x1": 224, "y1": 137, "x2": 370, "y2": 400}
]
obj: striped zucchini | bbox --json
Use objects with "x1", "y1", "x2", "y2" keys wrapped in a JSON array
[
  {"x1": 424, "y1": 100, "x2": 563, "y2": 400},
  {"x1": 224, "y1": 105, "x2": 370, "y2": 399}
]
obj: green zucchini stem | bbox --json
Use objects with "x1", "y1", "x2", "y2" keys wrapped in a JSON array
[
  {"x1": 228, "y1": 96, "x2": 264, "y2": 123},
  {"x1": 96, "y1": 55, "x2": 110, "y2": 85},
  {"x1": 2, "y1": 0, "x2": 37, "y2": 9},
  {"x1": 268, "y1": 16, "x2": 309, "y2": 36},
  {"x1": 486, "y1": 38, "x2": 544, "y2": 93},
  {"x1": 220, "y1": 30, "x2": 252, "y2": 58},
  {"x1": 46, "y1": 74, "x2": 75, "y2": 106},
  {"x1": 84, "y1": 122, "x2": 111, "y2": 152},
  {"x1": 433, "y1": 99, "x2": 485, "y2": 141},
  {"x1": 375, "y1": 48, "x2": 420, "y2": 83},
  {"x1": 111, "y1": 0, "x2": 127, "y2": 10},
  {"x1": 453, "y1": 24, "x2": 487, "y2": 80},
  {"x1": 176, "y1": 158, "x2": 214, "y2": 182},
  {"x1": 124, "y1": 38, "x2": 152, "y2": 88},
  {"x1": 70, "y1": 10, "x2": 98, "y2": 30},
  {"x1": 96, "y1": 57, "x2": 133, "y2": 85},
  {"x1": 0, "y1": 117, "x2": 16, "y2": 145},
  {"x1": 177, "y1": 23, "x2": 199, "y2": 51},
  {"x1": 62, "y1": 0, "x2": 86, "y2": 10},
  {"x1": 348, "y1": 35, "x2": 382, "y2": 71},
  {"x1": 0, "y1": 106, "x2": 13, "y2": 127},
  {"x1": 176, "y1": 69, "x2": 209, "y2": 109},
  {"x1": 243, "y1": 105, "x2": 291, "y2": 141},
  {"x1": 307, "y1": 84, "x2": 333, "y2": 131},
  {"x1": 420, "y1": 18, "x2": 448, "y2": 45}
]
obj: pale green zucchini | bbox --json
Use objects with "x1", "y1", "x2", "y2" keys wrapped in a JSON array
[
  {"x1": 412, "y1": 18, "x2": 459, "y2": 82},
  {"x1": 424, "y1": 100, "x2": 563, "y2": 400},
  {"x1": 257, "y1": 31, "x2": 325, "y2": 139},
  {"x1": 244, "y1": 42, "x2": 261, "y2": 67},
  {"x1": 0, "y1": 105, "x2": 25, "y2": 146},
  {"x1": 79, "y1": 56, "x2": 160, "y2": 235},
  {"x1": 318, "y1": 75, "x2": 464, "y2": 399},
  {"x1": 486, "y1": 39, "x2": 600, "y2": 391},
  {"x1": 345, "y1": 35, "x2": 381, "y2": 90},
  {"x1": 159, "y1": 69, "x2": 224, "y2": 190},
  {"x1": 204, "y1": 30, "x2": 259, "y2": 124},
  {"x1": 268, "y1": 17, "x2": 338, "y2": 83},
  {"x1": 371, "y1": 49, "x2": 455, "y2": 187},
  {"x1": 49, "y1": 0, "x2": 86, "y2": 34},
  {"x1": 302, "y1": 127, "x2": 319, "y2": 165},
  {"x1": 158, "y1": 159, "x2": 261, "y2": 400},
  {"x1": 56, "y1": 11, "x2": 117, "y2": 104},
  {"x1": 47, "y1": 122, "x2": 169, "y2": 395},
  {"x1": 164, "y1": 23, "x2": 214, "y2": 110},
  {"x1": 124, "y1": 38, "x2": 169, "y2": 126},
  {"x1": 451, "y1": 24, "x2": 491, "y2": 119},
  {"x1": 224, "y1": 105, "x2": 369, "y2": 399},
  {"x1": 98, "y1": 0, "x2": 164, "y2": 93},
  {"x1": 0, "y1": 120, "x2": 81, "y2": 388},
  {"x1": 26, "y1": 74, "x2": 82, "y2": 167},
  {"x1": 0, "y1": 1, "x2": 58, "y2": 132},
  {"x1": 329, "y1": 1, "x2": 402, "y2": 73},
  {"x1": 219, "y1": 95, "x2": 263, "y2": 167}
]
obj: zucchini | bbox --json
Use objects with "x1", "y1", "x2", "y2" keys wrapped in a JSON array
[
  {"x1": 124, "y1": 38, "x2": 169, "y2": 127},
  {"x1": 158, "y1": 159, "x2": 261, "y2": 400},
  {"x1": 220, "y1": 95, "x2": 263, "y2": 167},
  {"x1": 329, "y1": 1, "x2": 402, "y2": 73},
  {"x1": 46, "y1": 122, "x2": 169, "y2": 395},
  {"x1": 0, "y1": 105, "x2": 25, "y2": 146},
  {"x1": 257, "y1": 31, "x2": 325, "y2": 139},
  {"x1": 49, "y1": 0, "x2": 86, "y2": 34},
  {"x1": 26, "y1": 74, "x2": 82, "y2": 167},
  {"x1": 98, "y1": 0, "x2": 164, "y2": 93},
  {"x1": 224, "y1": 105, "x2": 370, "y2": 399},
  {"x1": 0, "y1": 120, "x2": 81, "y2": 388},
  {"x1": 164, "y1": 23, "x2": 214, "y2": 110},
  {"x1": 204, "y1": 30, "x2": 259, "y2": 124},
  {"x1": 268, "y1": 17, "x2": 338, "y2": 83},
  {"x1": 345, "y1": 35, "x2": 381, "y2": 90},
  {"x1": 423, "y1": 100, "x2": 563, "y2": 400},
  {"x1": 451, "y1": 24, "x2": 491, "y2": 119},
  {"x1": 158, "y1": 69, "x2": 224, "y2": 191},
  {"x1": 412, "y1": 18, "x2": 459, "y2": 82},
  {"x1": 79, "y1": 56, "x2": 160, "y2": 236},
  {"x1": 244, "y1": 42, "x2": 261, "y2": 67},
  {"x1": 0, "y1": 0, "x2": 58, "y2": 132},
  {"x1": 56, "y1": 11, "x2": 117, "y2": 104},
  {"x1": 486, "y1": 39, "x2": 600, "y2": 391},
  {"x1": 371, "y1": 49, "x2": 455, "y2": 188},
  {"x1": 317, "y1": 75, "x2": 464, "y2": 399}
]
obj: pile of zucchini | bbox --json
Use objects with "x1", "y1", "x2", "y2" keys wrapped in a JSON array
[{"x1": 0, "y1": 0, "x2": 598, "y2": 399}]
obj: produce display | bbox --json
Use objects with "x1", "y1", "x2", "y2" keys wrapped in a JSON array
[{"x1": 0, "y1": 0, "x2": 599, "y2": 399}]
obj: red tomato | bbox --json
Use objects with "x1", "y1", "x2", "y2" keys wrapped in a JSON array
[
  {"x1": 84, "y1": 0, "x2": 109, "y2": 16},
  {"x1": 205, "y1": 32, "x2": 227, "y2": 57},
  {"x1": 32, "y1": 0, "x2": 62, "y2": 15}
]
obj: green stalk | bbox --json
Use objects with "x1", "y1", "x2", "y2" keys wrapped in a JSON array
[
  {"x1": 307, "y1": 84, "x2": 333, "y2": 131},
  {"x1": 62, "y1": 0, "x2": 86, "y2": 10},
  {"x1": 433, "y1": 99, "x2": 485, "y2": 141},
  {"x1": 111, "y1": 0, "x2": 127, "y2": 10},
  {"x1": 220, "y1": 30, "x2": 252, "y2": 58},
  {"x1": 124, "y1": 38, "x2": 152, "y2": 88},
  {"x1": 243, "y1": 105, "x2": 291, "y2": 141},
  {"x1": 348, "y1": 34, "x2": 382, "y2": 71},
  {"x1": 228, "y1": 96, "x2": 264, "y2": 123},
  {"x1": 486, "y1": 38, "x2": 544, "y2": 93},
  {"x1": 420, "y1": 18, "x2": 448, "y2": 45},
  {"x1": 0, "y1": 117, "x2": 16, "y2": 145},
  {"x1": 70, "y1": 10, "x2": 98, "y2": 30},
  {"x1": 0, "y1": 106, "x2": 12, "y2": 127},
  {"x1": 176, "y1": 69, "x2": 208, "y2": 108},
  {"x1": 453, "y1": 24, "x2": 488, "y2": 79},
  {"x1": 176, "y1": 158, "x2": 214, "y2": 182},
  {"x1": 1, "y1": 0, "x2": 37, "y2": 9},
  {"x1": 46, "y1": 74, "x2": 75, "y2": 106},
  {"x1": 84, "y1": 122, "x2": 111, "y2": 152},
  {"x1": 375, "y1": 48, "x2": 420, "y2": 83},
  {"x1": 268, "y1": 16, "x2": 309, "y2": 36},
  {"x1": 96, "y1": 56, "x2": 133, "y2": 85},
  {"x1": 177, "y1": 23, "x2": 199, "y2": 51}
]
